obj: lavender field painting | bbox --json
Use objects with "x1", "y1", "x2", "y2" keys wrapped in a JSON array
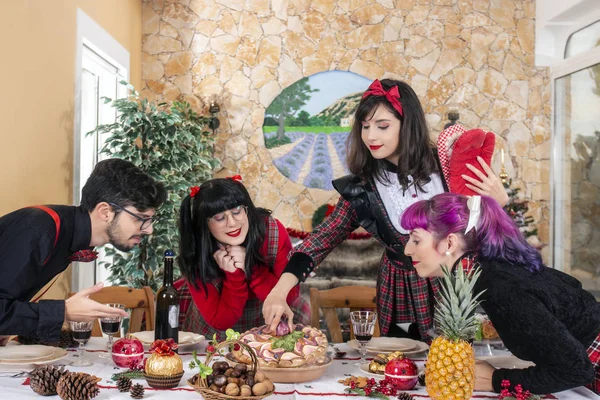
[{"x1": 264, "y1": 71, "x2": 371, "y2": 191}]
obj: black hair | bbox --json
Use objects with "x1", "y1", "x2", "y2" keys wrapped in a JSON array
[
  {"x1": 178, "y1": 178, "x2": 270, "y2": 293},
  {"x1": 346, "y1": 79, "x2": 438, "y2": 191},
  {"x1": 80, "y1": 159, "x2": 167, "y2": 212}
]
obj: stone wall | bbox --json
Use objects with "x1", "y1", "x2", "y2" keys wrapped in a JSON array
[{"x1": 141, "y1": 0, "x2": 551, "y2": 253}]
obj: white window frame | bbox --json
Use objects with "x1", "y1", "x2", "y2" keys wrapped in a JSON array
[
  {"x1": 72, "y1": 9, "x2": 130, "y2": 292},
  {"x1": 550, "y1": 20, "x2": 600, "y2": 272}
]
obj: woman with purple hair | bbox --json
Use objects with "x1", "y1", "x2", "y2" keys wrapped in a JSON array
[{"x1": 401, "y1": 193, "x2": 600, "y2": 395}]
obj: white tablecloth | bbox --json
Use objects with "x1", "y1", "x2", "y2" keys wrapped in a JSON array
[{"x1": 0, "y1": 338, "x2": 597, "y2": 399}]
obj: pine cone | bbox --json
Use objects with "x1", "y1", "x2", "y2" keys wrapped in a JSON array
[
  {"x1": 56, "y1": 372, "x2": 101, "y2": 400},
  {"x1": 418, "y1": 372, "x2": 426, "y2": 386},
  {"x1": 18, "y1": 329, "x2": 78, "y2": 349},
  {"x1": 29, "y1": 365, "x2": 68, "y2": 395},
  {"x1": 397, "y1": 393, "x2": 414, "y2": 400},
  {"x1": 130, "y1": 383, "x2": 145, "y2": 399},
  {"x1": 57, "y1": 329, "x2": 79, "y2": 348},
  {"x1": 117, "y1": 376, "x2": 132, "y2": 392}
]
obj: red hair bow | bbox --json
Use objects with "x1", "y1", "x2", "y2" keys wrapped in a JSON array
[
  {"x1": 227, "y1": 175, "x2": 243, "y2": 182},
  {"x1": 362, "y1": 79, "x2": 404, "y2": 117},
  {"x1": 189, "y1": 186, "x2": 200, "y2": 198}
]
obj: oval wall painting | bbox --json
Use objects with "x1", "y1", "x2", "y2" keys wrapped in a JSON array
[{"x1": 263, "y1": 71, "x2": 371, "y2": 191}]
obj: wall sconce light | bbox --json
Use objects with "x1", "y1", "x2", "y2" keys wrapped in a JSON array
[
  {"x1": 208, "y1": 97, "x2": 220, "y2": 131},
  {"x1": 444, "y1": 106, "x2": 460, "y2": 130}
]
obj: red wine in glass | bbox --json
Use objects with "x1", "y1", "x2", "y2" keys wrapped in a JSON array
[
  {"x1": 69, "y1": 321, "x2": 94, "y2": 367},
  {"x1": 355, "y1": 334, "x2": 373, "y2": 344},
  {"x1": 350, "y1": 310, "x2": 377, "y2": 366},
  {"x1": 72, "y1": 330, "x2": 92, "y2": 341},
  {"x1": 100, "y1": 321, "x2": 120, "y2": 335},
  {"x1": 99, "y1": 303, "x2": 125, "y2": 357}
]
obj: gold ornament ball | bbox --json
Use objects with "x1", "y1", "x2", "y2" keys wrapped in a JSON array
[{"x1": 144, "y1": 353, "x2": 183, "y2": 376}]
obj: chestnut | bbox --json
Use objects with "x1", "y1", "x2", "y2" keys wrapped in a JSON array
[
  {"x1": 234, "y1": 363, "x2": 247, "y2": 373},
  {"x1": 227, "y1": 377, "x2": 240, "y2": 385},
  {"x1": 224, "y1": 368, "x2": 234, "y2": 377},
  {"x1": 246, "y1": 377, "x2": 255, "y2": 387},
  {"x1": 212, "y1": 361, "x2": 229, "y2": 373},
  {"x1": 207, "y1": 375, "x2": 214, "y2": 386},
  {"x1": 231, "y1": 369, "x2": 241, "y2": 378},
  {"x1": 213, "y1": 374, "x2": 228, "y2": 387}
]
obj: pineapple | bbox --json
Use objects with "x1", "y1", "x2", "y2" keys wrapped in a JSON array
[{"x1": 426, "y1": 264, "x2": 484, "y2": 400}]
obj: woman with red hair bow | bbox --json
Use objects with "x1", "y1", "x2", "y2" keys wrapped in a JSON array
[
  {"x1": 176, "y1": 177, "x2": 309, "y2": 339},
  {"x1": 263, "y1": 79, "x2": 508, "y2": 342}
]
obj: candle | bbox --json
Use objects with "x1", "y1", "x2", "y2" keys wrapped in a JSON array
[{"x1": 501, "y1": 148, "x2": 505, "y2": 164}]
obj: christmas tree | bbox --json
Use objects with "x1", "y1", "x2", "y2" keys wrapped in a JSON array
[{"x1": 503, "y1": 180, "x2": 539, "y2": 239}]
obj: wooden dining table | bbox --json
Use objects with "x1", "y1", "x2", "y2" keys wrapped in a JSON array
[{"x1": 0, "y1": 337, "x2": 597, "y2": 399}]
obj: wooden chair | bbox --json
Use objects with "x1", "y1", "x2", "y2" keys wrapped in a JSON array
[
  {"x1": 310, "y1": 286, "x2": 380, "y2": 343},
  {"x1": 69, "y1": 286, "x2": 155, "y2": 337}
]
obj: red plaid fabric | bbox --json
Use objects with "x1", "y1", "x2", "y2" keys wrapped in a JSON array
[
  {"x1": 295, "y1": 187, "x2": 440, "y2": 342},
  {"x1": 586, "y1": 332, "x2": 600, "y2": 394},
  {"x1": 436, "y1": 124, "x2": 466, "y2": 191},
  {"x1": 175, "y1": 216, "x2": 310, "y2": 340}
]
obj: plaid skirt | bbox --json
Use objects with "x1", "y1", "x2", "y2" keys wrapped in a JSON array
[{"x1": 586, "y1": 331, "x2": 600, "y2": 394}]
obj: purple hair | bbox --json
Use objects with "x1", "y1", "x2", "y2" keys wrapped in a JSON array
[{"x1": 400, "y1": 193, "x2": 544, "y2": 272}]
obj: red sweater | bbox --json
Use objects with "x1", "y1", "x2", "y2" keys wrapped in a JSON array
[{"x1": 182, "y1": 219, "x2": 299, "y2": 331}]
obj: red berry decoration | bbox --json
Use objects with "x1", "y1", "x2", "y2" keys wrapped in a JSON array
[
  {"x1": 206, "y1": 344, "x2": 216, "y2": 353},
  {"x1": 384, "y1": 357, "x2": 419, "y2": 390},
  {"x1": 112, "y1": 335, "x2": 145, "y2": 369}
]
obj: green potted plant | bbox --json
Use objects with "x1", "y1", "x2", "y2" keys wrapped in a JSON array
[{"x1": 88, "y1": 82, "x2": 220, "y2": 290}]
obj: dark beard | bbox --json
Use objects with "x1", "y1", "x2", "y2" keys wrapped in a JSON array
[{"x1": 107, "y1": 219, "x2": 138, "y2": 252}]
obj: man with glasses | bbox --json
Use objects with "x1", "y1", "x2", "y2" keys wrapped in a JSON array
[{"x1": 0, "y1": 159, "x2": 166, "y2": 343}]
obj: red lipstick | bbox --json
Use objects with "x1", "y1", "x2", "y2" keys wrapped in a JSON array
[
  {"x1": 369, "y1": 145, "x2": 383, "y2": 150},
  {"x1": 226, "y1": 228, "x2": 241, "y2": 237},
  {"x1": 412, "y1": 261, "x2": 419, "y2": 266}
]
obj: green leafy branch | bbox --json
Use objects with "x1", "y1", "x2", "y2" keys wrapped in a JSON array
[
  {"x1": 87, "y1": 81, "x2": 220, "y2": 290},
  {"x1": 188, "y1": 350, "x2": 213, "y2": 378},
  {"x1": 344, "y1": 388, "x2": 389, "y2": 399}
]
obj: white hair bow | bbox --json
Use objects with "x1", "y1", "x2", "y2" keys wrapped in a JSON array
[{"x1": 465, "y1": 196, "x2": 481, "y2": 234}]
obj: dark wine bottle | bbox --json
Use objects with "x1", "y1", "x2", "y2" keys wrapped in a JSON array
[{"x1": 155, "y1": 249, "x2": 179, "y2": 345}]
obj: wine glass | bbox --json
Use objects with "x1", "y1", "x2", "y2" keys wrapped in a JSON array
[
  {"x1": 69, "y1": 321, "x2": 94, "y2": 367},
  {"x1": 350, "y1": 311, "x2": 377, "y2": 366},
  {"x1": 99, "y1": 303, "x2": 125, "y2": 358}
]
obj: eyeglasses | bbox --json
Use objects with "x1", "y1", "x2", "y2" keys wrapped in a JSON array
[
  {"x1": 208, "y1": 206, "x2": 248, "y2": 227},
  {"x1": 109, "y1": 203, "x2": 157, "y2": 231}
]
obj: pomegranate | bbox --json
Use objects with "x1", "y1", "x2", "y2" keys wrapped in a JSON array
[
  {"x1": 111, "y1": 336, "x2": 145, "y2": 368},
  {"x1": 384, "y1": 357, "x2": 419, "y2": 390}
]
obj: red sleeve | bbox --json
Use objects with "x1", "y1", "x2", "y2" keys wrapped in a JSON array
[
  {"x1": 187, "y1": 269, "x2": 249, "y2": 331},
  {"x1": 249, "y1": 219, "x2": 299, "y2": 304}
]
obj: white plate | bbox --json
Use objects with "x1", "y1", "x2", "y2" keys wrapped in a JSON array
[
  {"x1": 474, "y1": 338, "x2": 503, "y2": 345},
  {"x1": 365, "y1": 337, "x2": 416, "y2": 352},
  {"x1": 359, "y1": 362, "x2": 384, "y2": 377},
  {"x1": 0, "y1": 345, "x2": 55, "y2": 361},
  {"x1": 348, "y1": 339, "x2": 429, "y2": 356},
  {"x1": 0, "y1": 345, "x2": 68, "y2": 365},
  {"x1": 131, "y1": 331, "x2": 204, "y2": 347},
  {"x1": 477, "y1": 355, "x2": 535, "y2": 369}
]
